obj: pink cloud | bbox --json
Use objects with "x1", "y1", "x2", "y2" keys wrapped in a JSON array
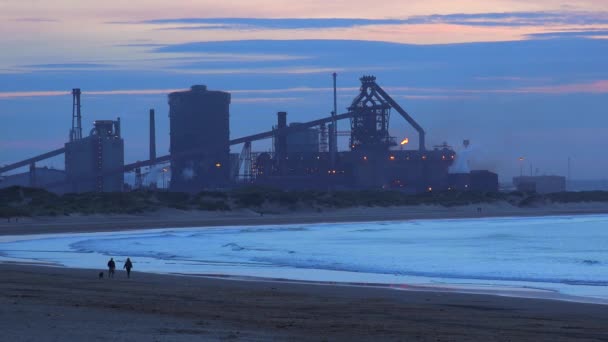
[
  {"x1": 399, "y1": 95, "x2": 479, "y2": 100},
  {"x1": 0, "y1": 90, "x2": 71, "y2": 99},
  {"x1": 518, "y1": 80, "x2": 608, "y2": 94}
]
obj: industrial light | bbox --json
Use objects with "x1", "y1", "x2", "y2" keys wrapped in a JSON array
[
  {"x1": 389, "y1": 155, "x2": 395, "y2": 161},
  {"x1": 400, "y1": 138, "x2": 409, "y2": 145},
  {"x1": 215, "y1": 163, "x2": 222, "y2": 168}
]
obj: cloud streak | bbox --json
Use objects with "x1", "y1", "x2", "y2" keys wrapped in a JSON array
[
  {"x1": 527, "y1": 29, "x2": 608, "y2": 39},
  {"x1": 2, "y1": 80, "x2": 607, "y2": 100},
  {"x1": 11, "y1": 18, "x2": 59, "y2": 23},
  {"x1": 137, "y1": 11, "x2": 608, "y2": 30}
]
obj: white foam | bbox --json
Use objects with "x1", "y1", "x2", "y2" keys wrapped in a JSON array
[{"x1": 1, "y1": 215, "x2": 608, "y2": 302}]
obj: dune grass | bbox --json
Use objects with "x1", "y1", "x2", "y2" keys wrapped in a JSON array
[{"x1": 1, "y1": 186, "x2": 606, "y2": 218}]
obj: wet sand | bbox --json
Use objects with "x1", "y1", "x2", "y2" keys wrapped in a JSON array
[
  {"x1": 2, "y1": 204, "x2": 608, "y2": 340},
  {"x1": 1, "y1": 264, "x2": 607, "y2": 341}
]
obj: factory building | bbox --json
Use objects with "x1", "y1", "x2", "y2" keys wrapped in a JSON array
[
  {"x1": 513, "y1": 176, "x2": 566, "y2": 194},
  {"x1": 168, "y1": 85, "x2": 231, "y2": 192},
  {"x1": 0, "y1": 167, "x2": 67, "y2": 193},
  {"x1": 1, "y1": 75, "x2": 501, "y2": 195},
  {"x1": 251, "y1": 77, "x2": 461, "y2": 192},
  {"x1": 286, "y1": 123, "x2": 320, "y2": 154},
  {"x1": 448, "y1": 170, "x2": 499, "y2": 192},
  {"x1": 65, "y1": 119, "x2": 124, "y2": 192}
]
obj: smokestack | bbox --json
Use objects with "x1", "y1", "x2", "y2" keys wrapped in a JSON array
[
  {"x1": 70, "y1": 88, "x2": 82, "y2": 141},
  {"x1": 276, "y1": 112, "x2": 287, "y2": 174},
  {"x1": 330, "y1": 73, "x2": 338, "y2": 167},
  {"x1": 328, "y1": 123, "x2": 335, "y2": 161},
  {"x1": 149, "y1": 109, "x2": 156, "y2": 162},
  {"x1": 115, "y1": 117, "x2": 121, "y2": 138},
  {"x1": 277, "y1": 111, "x2": 287, "y2": 130}
]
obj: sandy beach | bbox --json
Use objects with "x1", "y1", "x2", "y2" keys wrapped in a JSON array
[
  {"x1": 1, "y1": 264, "x2": 608, "y2": 341},
  {"x1": 2, "y1": 204, "x2": 608, "y2": 341},
  {"x1": 1, "y1": 202, "x2": 607, "y2": 236}
]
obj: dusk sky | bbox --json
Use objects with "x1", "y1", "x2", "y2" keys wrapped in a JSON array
[{"x1": 1, "y1": 0, "x2": 607, "y2": 181}]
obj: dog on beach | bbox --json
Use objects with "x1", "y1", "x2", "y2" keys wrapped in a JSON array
[{"x1": 98, "y1": 271, "x2": 104, "y2": 279}]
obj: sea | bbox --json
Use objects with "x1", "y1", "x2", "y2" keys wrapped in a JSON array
[{"x1": 1, "y1": 215, "x2": 607, "y2": 302}]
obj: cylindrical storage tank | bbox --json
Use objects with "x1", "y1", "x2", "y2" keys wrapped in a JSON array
[{"x1": 169, "y1": 85, "x2": 231, "y2": 192}]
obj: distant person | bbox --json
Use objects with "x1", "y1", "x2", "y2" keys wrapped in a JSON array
[
  {"x1": 107, "y1": 258, "x2": 116, "y2": 278},
  {"x1": 123, "y1": 258, "x2": 133, "y2": 278}
]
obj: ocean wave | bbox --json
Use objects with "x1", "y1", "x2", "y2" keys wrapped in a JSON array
[{"x1": 248, "y1": 256, "x2": 608, "y2": 287}]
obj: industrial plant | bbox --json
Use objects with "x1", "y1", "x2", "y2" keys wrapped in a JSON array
[{"x1": 0, "y1": 75, "x2": 499, "y2": 193}]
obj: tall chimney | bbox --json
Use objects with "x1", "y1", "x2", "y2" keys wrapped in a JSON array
[
  {"x1": 149, "y1": 109, "x2": 156, "y2": 162},
  {"x1": 71, "y1": 88, "x2": 82, "y2": 141},
  {"x1": 330, "y1": 73, "x2": 338, "y2": 167},
  {"x1": 276, "y1": 111, "x2": 288, "y2": 174}
]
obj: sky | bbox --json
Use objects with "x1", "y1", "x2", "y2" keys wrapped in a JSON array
[{"x1": 1, "y1": 0, "x2": 607, "y2": 181}]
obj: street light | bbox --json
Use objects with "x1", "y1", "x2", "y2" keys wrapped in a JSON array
[
  {"x1": 161, "y1": 167, "x2": 169, "y2": 190},
  {"x1": 518, "y1": 157, "x2": 525, "y2": 176}
]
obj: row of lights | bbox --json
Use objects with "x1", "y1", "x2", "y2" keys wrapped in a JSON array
[{"x1": 361, "y1": 155, "x2": 439, "y2": 161}]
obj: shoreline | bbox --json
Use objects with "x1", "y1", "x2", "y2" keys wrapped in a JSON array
[
  {"x1": 2, "y1": 209, "x2": 608, "y2": 340},
  {"x1": 2, "y1": 263, "x2": 608, "y2": 341},
  {"x1": 1, "y1": 208, "x2": 606, "y2": 309},
  {"x1": 1, "y1": 202, "x2": 607, "y2": 236},
  {"x1": 3, "y1": 259, "x2": 606, "y2": 306}
]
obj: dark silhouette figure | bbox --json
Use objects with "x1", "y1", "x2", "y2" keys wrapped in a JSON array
[
  {"x1": 123, "y1": 258, "x2": 133, "y2": 278},
  {"x1": 107, "y1": 258, "x2": 116, "y2": 278}
]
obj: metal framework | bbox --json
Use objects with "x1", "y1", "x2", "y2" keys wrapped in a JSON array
[
  {"x1": 348, "y1": 76, "x2": 426, "y2": 152},
  {"x1": 349, "y1": 76, "x2": 392, "y2": 151},
  {"x1": 319, "y1": 123, "x2": 328, "y2": 152},
  {"x1": 1, "y1": 75, "x2": 429, "y2": 191},
  {"x1": 70, "y1": 88, "x2": 82, "y2": 142},
  {"x1": 239, "y1": 141, "x2": 253, "y2": 182}
]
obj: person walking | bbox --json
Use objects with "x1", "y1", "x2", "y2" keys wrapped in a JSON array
[
  {"x1": 107, "y1": 258, "x2": 116, "y2": 278},
  {"x1": 123, "y1": 258, "x2": 133, "y2": 278}
]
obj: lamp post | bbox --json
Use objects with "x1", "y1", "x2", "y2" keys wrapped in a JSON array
[
  {"x1": 518, "y1": 157, "x2": 525, "y2": 177},
  {"x1": 161, "y1": 167, "x2": 168, "y2": 190}
]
